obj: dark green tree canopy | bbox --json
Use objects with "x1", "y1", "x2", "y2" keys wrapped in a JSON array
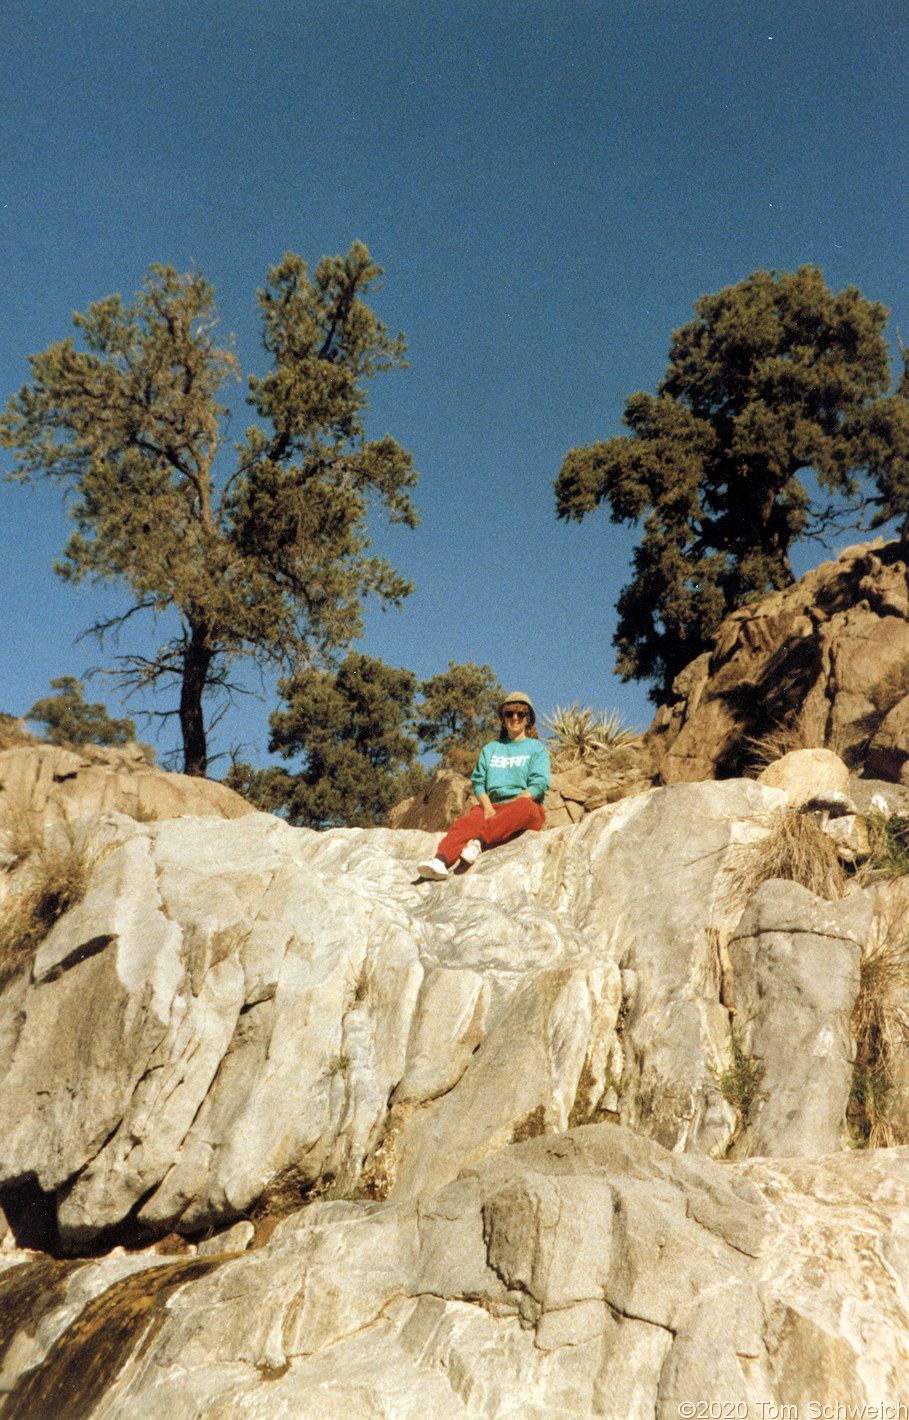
[
  {"x1": 26, "y1": 676, "x2": 136, "y2": 747},
  {"x1": 555, "y1": 265, "x2": 909, "y2": 698},
  {"x1": 1, "y1": 242, "x2": 418, "y2": 775},
  {"x1": 415, "y1": 660, "x2": 504, "y2": 763},
  {"x1": 264, "y1": 652, "x2": 423, "y2": 828}
]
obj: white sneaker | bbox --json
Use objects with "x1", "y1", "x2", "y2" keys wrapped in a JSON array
[
  {"x1": 418, "y1": 856, "x2": 449, "y2": 881},
  {"x1": 459, "y1": 839, "x2": 482, "y2": 865}
]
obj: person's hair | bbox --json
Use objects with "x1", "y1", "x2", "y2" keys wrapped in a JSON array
[{"x1": 497, "y1": 700, "x2": 538, "y2": 741}]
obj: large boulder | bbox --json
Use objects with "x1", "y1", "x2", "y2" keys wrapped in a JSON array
[
  {"x1": 386, "y1": 767, "x2": 473, "y2": 831},
  {"x1": 2, "y1": 773, "x2": 909, "y2": 1414}
]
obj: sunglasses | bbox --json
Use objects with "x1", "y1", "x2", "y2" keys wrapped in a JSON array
[{"x1": 503, "y1": 709, "x2": 528, "y2": 720}]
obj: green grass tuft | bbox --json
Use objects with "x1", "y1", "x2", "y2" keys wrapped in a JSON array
[
  {"x1": 862, "y1": 812, "x2": 909, "y2": 879},
  {"x1": 719, "y1": 1025, "x2": 765, "y2": 1127}
]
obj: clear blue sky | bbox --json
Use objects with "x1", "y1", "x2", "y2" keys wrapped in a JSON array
[{"x1": 2, "y1": 0, "x2": 907, "y2": 770}]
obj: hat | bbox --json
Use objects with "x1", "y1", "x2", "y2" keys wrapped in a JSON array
[{"x1": 499, "y1": 691, "x2": 536, "y2": 724}]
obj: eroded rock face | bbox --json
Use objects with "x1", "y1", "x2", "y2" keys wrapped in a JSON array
[
  {"x1": 728, "y1": 880, "x2": 869, "y2": 1158},
  {"x1": 0, "y1": 811, "x2": 626, "y2": 1245},
  {"x1": 2, "y1": 1129, "x2": 908, "y2": 1417},
  {"x1": 646, "y1": 539, "x2": 909, "y2": 784},
  {"x1": 1, "y1": 774, "x2": 881, "y2": 1253}
]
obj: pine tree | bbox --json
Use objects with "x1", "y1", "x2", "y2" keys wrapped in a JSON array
[
  {"x1": 1, "y1": 243, "x2": 417, "y2": 774},
  {"x1": 556, "y1": 266, "x2": 909, "y2": 698}
]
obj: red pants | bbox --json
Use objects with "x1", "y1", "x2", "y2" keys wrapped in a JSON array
[{"x1": 436, "y1": 796, "x2": 546, "y2": 865}]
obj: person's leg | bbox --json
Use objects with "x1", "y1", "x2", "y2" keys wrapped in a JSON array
[
  {"x1": 476, "y1": 797, "x2": 545, "y2": 848},
  {"x1": 434, "y1": 802, "x2": 489, "y2": 865}
]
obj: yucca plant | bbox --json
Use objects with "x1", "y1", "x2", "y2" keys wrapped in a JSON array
[{"x1": 542, "y1": 703, "x2": 640, "y2": 762}]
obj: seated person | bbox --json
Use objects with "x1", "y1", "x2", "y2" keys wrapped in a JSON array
[{"x1": 418, "y1": 691, "x2": 550, "y2": 880}]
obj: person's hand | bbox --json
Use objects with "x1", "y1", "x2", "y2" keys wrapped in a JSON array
[{"x1": 479, "y1": 793, "x2": 496, "y2": 820}]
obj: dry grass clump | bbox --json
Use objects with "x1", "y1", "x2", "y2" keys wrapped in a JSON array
[
  {"x1": 0, "y1": 715, "x2": 34, "y2": 752},
  {"x1": 725, "y1": 807, "x2": 846, "y2": 909},
  {"x1": 0, "y1": 820, "x2": 100, "y2": 987},
  {"x1": 848, "y1": 909, "x2": 909, "y2": 1147},
  {"x1": 742, "y1": 711, "x2": 820, "y2": 774},
  {"x1": 870, "y1": 655, "x2": 909, "y2": 714},
  {"x1": 0, "y1": 800, "x2": 45, "y2": 867}
]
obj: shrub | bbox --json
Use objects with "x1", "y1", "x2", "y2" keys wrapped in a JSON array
[
  {"x1": 0, "y1": 820, "x2": 100, "y2": 986},
  {"x1": 26, "y1": 676, "x2": 136, "y2": 748},
  {"x1": 719, "y1": 1025, "x2": 765, "y2": 1129},
  {"x1": 862, "y1": 811, "x2": 909, "y2": 879}
]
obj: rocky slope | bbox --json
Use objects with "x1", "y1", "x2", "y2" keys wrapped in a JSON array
[
  {"x1": 1, "y1": 768, "x2": 909, "y2": 1414},
  {"x1": 646, "y1": 537, "x2": 909, "y2": 785}
]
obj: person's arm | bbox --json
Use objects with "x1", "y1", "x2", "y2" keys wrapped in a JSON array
[
  {"x1": 525, "y1": 742, "x2": 551, "y2": 801},
  {"x1": 471, "y1": 746, "x2": 497, "y2": 818}
]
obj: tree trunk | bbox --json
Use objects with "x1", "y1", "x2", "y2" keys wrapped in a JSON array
[{"x1": 179, "y1": 627, "x2": 213, "y2": 777}]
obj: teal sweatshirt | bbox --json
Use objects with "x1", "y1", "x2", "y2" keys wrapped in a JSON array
[{"x1": 471, "y1": 737, "x2": 551, "y2": 803}]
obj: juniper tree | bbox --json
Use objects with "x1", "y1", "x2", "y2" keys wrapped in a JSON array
[
  {"x1": 227, "y1": 658, "x2": 504, "y2": 825},
  {"x1": 555, "y1": 265, "x2": 909, "y2": 699},
  {"x1": 1, "y1": 243, "x2": 418, "y2": 774}
]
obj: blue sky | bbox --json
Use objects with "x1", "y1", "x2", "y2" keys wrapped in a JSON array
[{"x1": 2, "y1": 0, "x2": 907, "y2": 771}]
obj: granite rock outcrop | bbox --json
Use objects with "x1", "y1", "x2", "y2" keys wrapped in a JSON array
[
  {"x1": 646, "y1": 538, "x2": 909, "y2": 786},
  {"x1": 0, "y1": 740, "x2": 253, "y2": 837},
  {"x1": 0, "y1": 760, "x2": 908, "y2": 1413}
]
